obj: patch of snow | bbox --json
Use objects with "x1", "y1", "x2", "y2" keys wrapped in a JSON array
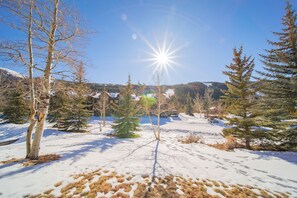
[
  {"x1": 164, "y1": 89, "x2": 174, "y2": 98},
  {"x1": 0, "y1": 67, "x2": 24, "y2": 79},
  {"x1": 203, "y1": 82, "x2": 212, "y2": 87},
  {"x1": 108, "y1": 92, "x2": 119, "y2": 98}
]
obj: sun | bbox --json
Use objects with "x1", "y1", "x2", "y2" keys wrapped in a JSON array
[
  {"x1": 140, "y1": 33, "x2": 183, "y2": 76},
  {"x1": 156, "y1": 52, "x2": 169, "y2": 65}
]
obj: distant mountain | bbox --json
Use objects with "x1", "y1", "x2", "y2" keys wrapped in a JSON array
[
  {"x1": 87, "y1": 81, "x2": 227, "y2": 100},
  {"x1": 0, "y1": 67, "x2": 24, "y2": 81},
  {"x1": 0, "y1": 68, "x2": 227, "y2": 100},
  {"x1": 172, "y1": 81, "x2": 227, "y2": 101}
]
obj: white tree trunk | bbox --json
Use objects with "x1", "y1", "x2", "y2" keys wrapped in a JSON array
[
  {"x1": 103, "y1": 92, "x2": 106, "y2": 127},
  {"x1": 26, "y1": 0, "x2": 37, "y2": 158},
  {"x1": 157, "y1": 76, "x2": 161, "y2": 140},
  {"x1": 28, "y1": 109, "x2": 47, "y2": 159},
  {"x1": 28, "y1": 0, "x2": 59, "y2": 160}
]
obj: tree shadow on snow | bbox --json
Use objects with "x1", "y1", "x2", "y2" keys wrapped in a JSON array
[
  {"x1": 0, "y1": 135, "x2": 131, "y2": 179},
  {"x1": 0, "y1": 156, "x2": 58, "y2": 179},
  {"x1": 248, "y1": 150, "x2": 297, "y2": 165},
  {"x1": 42, "y1": 128, "x2": 69, "y2": 138},
  {"x1": 59, "y1": 136, "x2": 132, "y2": 165}
]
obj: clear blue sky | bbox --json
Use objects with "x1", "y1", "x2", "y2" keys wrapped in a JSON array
[{"x1": 0, "y1": 0, "x2": 294, "y2": 85}]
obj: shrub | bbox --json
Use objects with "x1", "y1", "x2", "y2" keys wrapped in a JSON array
[{"x1": 178, "y1": 133, "x2": 203, "y2": 144}]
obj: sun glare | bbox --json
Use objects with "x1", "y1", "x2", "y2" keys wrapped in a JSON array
[
  {"x1": 136, "y1": 32, "x2": 185, "y2": 76},
  {"x1": 156, "y1": 52, "x2": 169, "y2": 66}
]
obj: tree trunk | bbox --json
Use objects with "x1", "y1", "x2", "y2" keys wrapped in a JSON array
[
  {"x1": 26, "y1": 0, "x2": 36, "y2": 158},
  {"x1": 100, "y1": 111, "x2": 103, "y2": 132},
  {"x1": 149, "y1": 114, "x2": 158, "y2": 140},
  {"x1": 245, "y1": 137, "x2": 251, "y2": 149},
  {"x1": 26, "y1": 120, "x2": 36, "y2": 158},
  {"x1": 28, "y1": 110, "x2": 47, "y2": 159},
  {"x1": 103, "y1": 92, "x2": 106, "y2": 127},
  {"x1": 157, "y1": 79, "x2": 161, "y2": 140},
  {"x1": 28, "y1": 0, "x2": 59, "y2": 160}
]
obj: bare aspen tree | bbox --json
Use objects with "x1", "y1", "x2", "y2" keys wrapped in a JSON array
[
  {"x1": 94, "y1": 86, "x2": 109, "y2": 131},
  {"x1": 0, "y1": 0, "x2": 37, "y2": 157},
  {"x1": 27, "y1": 0, "x2": 36, "y2": 158},
  {"x1": 102, "y1": 87, "x2": 108, "y2": 127},
  {"x1": 154, "y1": 73, "x2": 166, "y2": 140},
  {"x1": 139, "y1": 84, "x2": 157, "y2": 139},
  {"x1": 0, "y1": 0, "x2": 84, "y2": 159},
  {"x1": 194, "y1": 93, "x2": 203, "y2": 117}
]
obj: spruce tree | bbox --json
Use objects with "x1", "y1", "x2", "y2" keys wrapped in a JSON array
[
  {"x1": 112, "y1": 75, "x2": 140, "y2": 138},
  {"x1": 185, "y1": 93, "x2": 194, "y2": 116},
  {"x1": 203, "y1": 88, "x2": 213, "y2": 118},
  {"x1": 58, "y1": 65, "x2": 92, "y2": 132},
  {"x1": 1, "y1": 85, "x2": 29, "y2": 124},
  {"x1": 222, "y1": 46, "x2": 259, "y2": 149},
  {"x1": 48, "y1": 81, "x2": 70, "y2": 127},
  {"x1": 258, "y1": 1, "x2": 297, "y2": 150}
]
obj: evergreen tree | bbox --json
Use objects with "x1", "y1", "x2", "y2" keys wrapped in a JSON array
[
  {"x1": 58, "y1": 64, "x2": 92, "y2": 132},
  {"x1": 222, "y1": 46, "x2": 259, "y2": 149},
  {"x1": 258, "y1": 1, "x2": 297, "y2": 150},
  {"x1": 185, "y1": 93, "x2": 194, "y2": 116},
  {"x1": 203, "y1": 88, "x2": 213, "y2": 118},
  {"x1": 1, "y1": 85, "x2": 29, "y2": 124},
  {"x1": 112, "y1": 75, "x2": 140, "y2": 138},
  {"x1": 48, "y1": 81, "x2": 70, "y2": 127}
]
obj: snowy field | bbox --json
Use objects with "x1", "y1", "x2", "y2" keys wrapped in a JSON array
[{"x1": 0, "y1": 114, "x2": 297, "y2": 197}]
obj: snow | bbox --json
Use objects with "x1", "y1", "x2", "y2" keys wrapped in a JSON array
[
  {"x1": 164, "y1": 89, "x2": 174, "y2": 98},
  {"x1": 0, "y1": 114, "x2": 297, "y2": 197},
  {"x1": 0, "y1": 67, "x2": 24, "y2": 79},
  {"x1": 90, "y1": 92, "x2": 101, "y2": 99},
  {"x1": 108, "y1": 93, "x2": 119, "y2": 98},
  {"x1": 203, "y1": 82, "x2": 212, "y2": 87}
]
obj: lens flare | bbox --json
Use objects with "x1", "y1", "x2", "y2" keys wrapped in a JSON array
[{"x1": 140, "y1": 33, "x2": 183, "y2": 77}]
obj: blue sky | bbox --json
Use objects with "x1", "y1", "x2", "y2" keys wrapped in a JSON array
[{"x1": 0, "y1": 0, "x2": 293, "y2": 85}]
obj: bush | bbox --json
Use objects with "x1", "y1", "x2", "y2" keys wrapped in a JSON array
[
  {"x1": 178, "y1": 133, "x2": 203, "y2": 144},
  {"x1": 224, "y1": 136, "x2": 238, "y2": 150}
]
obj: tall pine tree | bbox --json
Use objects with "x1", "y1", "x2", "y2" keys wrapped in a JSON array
[
  {"x1": 112, "y1": 75, "x2": 140, "y2": 138},
  {"x1": 222, "y1": 46, "x2": 259, "y2": 149},
  {"x1": 258, "y1": 1, "x2": 297, "y2": 150}
]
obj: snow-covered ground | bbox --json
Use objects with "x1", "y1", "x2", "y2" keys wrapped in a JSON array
[{"x1": 0, "y1": 114, "x2": 297, "y2": 197}]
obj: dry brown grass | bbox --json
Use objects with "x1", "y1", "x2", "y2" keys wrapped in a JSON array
[
  {"x1": 116, "y1": 177, "x2": 125, "y2": 183},
  {"x1": 214, "y1": 188, "x2": 227, "y2": 196},
  {"x1": 208, "y1": 136, "x2": 244, "y2": 151},
  {"x1": 126, "y1": 175, "x2": 133, "y2": 181},
  {"x1": 30, "y1": 168, "x2": 286, "y2": 198},
  {"x1": 54, "y1": 181, "x2": 63, "y2": 187},
  {"x1": 212, "y1": 180, "x2": 220, "y2": 187},
  {"x1": 110, "y1": 192, "x2": 130, "y2": 198},
  {"x1": 114, "y1": 183, "x2": 133, "y2": 193},
  {"x1": 178, "y1": 133, "x2": 202, "y2": 144},
  {"x1": 0, "y1": 157, "x2": 23, "y2": 165},
  {"x1": 0, "y1": 154, "x2": 60, "y2": 167},
  {"x1": 22, "y1": 154, "x2": 60, "y2": 166},
  {"x1": 43, "y1": 189, "x2": 54, "y2": 195},
  {"x1": 221, "y1": 182, "x2": 229, "y2": 189},
  {"x1": 224, "y1": 136, "x2": 238, "y2": 150}
]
